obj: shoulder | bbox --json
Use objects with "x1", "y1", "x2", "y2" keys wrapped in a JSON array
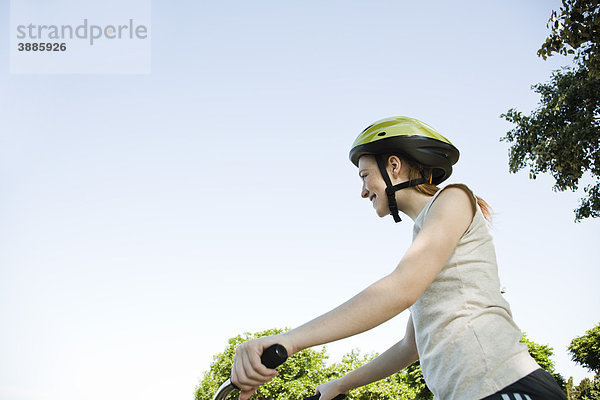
[
  {"x1": 436, "y1": 184, "x2": 476, "y2": 211},
  {"x1": 422, "y1": 184, "x2": 476, "y2": 238},
  {"x1": 406, "y1": 185, "x2": 477, "y2": 280}
]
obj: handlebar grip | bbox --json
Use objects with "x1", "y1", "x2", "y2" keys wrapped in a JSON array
[
  {"x1": 230, "y1": 344, "x2": 288, "y2": 391},
  {"x1": 260, "y1": 344, "x2": 288, "y2": 369}
]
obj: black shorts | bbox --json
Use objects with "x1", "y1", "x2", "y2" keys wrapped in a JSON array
[{"x1": 480, "y1": 369, "x2": 566, "y2": 400}]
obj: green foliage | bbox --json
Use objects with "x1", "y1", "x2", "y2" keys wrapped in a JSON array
[
  {"x1": 568, "y1": 322, "x2": 600, "y2": 373},
  {"x1": 194, "y1": 328, "x2": 330, "y2": 400},
  {"x1": 195, "y1": 329, "x2": 429, "y2": 400},
  {"x1": 196, "y1": 329, "x2": 571, "y2": 399},
  {"x1": 404, "y1": 362, "x2": 433, "y2": 400},
  {"x1": 566, "y1": 376, "x2": 576, "y2": 399},
  {"x1": 520, "y1": 332, "x2": 566, "y2": 389},
  {"x1": 571, "y1": 374, "x2": 600, "y2": 400},
  {"x1": 324, "y1": 350, "x2": 424, "y2": 400},
  {"x1": 521, "y1": 332, "x2": 557, "y2": 371},
  {"x1": 538, "y1": 0, "x2": 600, "y2": 76},
  {"x1": 501, "y1": 0, "x2": 600, "y2": 221}
]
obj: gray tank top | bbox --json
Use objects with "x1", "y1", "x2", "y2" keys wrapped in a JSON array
[{"x1": 409, "y1": 187, "x2": 539, "y2": 400}]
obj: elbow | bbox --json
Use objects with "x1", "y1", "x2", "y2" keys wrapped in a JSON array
[
  {"x1": 387, "y1": 290, "x2": 418, "y2": 316},
  {"x1": 382, "y1": 277, "x2": 421, "y2": 313},
  {"x1": 393, "y1": 282, "x2": 421, "y2": 311},
  {"x1": 387, "y1": 267, "x2": 427, "y2": 311},
  {"x1": 400, "y1": 340, "x2": 419, "y2": 364},
  {"x1": 377, "y1": 277, "x2": 417, "y2": 315},
  {"x1": 393, "y1": 294, "x2": 417, "y2": 313},
  {"x1": 403, "y1": 291, "x2": 420, "y2": 309},
  {"x1": 370, "y1": 273, "x2": 421, "y2": 317},
  {"x1": 396, "y1": 337, "x2": 419, "y2": 366}
]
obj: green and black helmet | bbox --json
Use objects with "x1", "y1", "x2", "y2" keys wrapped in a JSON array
[{"x1": 350, "y1": 116, "x2": 459, "y2": 222}]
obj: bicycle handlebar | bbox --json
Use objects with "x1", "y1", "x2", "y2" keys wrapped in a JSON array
[
  {"x1": 258, "y1": 343, "x2": 288, "y2": 370},
  {"x1": 211, "y1": 344, "x2": 288, "y2": 400},
  {"x1": 210, "y1": 343, "x2": 346, "y2": 400}
]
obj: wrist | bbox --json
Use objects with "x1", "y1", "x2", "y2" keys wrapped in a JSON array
[
  {"x1": 276, "y1": 332, "x2": 299, "y2": 356},
  {"x1": 337, "y1": 374, "x2": 354, "y2": 393}
]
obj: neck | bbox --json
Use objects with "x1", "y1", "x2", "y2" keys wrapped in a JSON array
[{"x1": 394, "y1": 187, "x2": 435, "y2": 221}]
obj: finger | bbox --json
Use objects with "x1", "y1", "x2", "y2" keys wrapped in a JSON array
[
  {"x1": 238, "y1": 388, "x2": 256, "y2": 400},
  {"x1": 231, "y1": 352, "x2": 240, "y2": 388},
  {"x1": 232, "y1": 351, "x2": 260, "y2": 391},
  {"x1": 234, "y1": 354, "x2": 257, "y2": 390},
  {"x1": 233, "y1": 343, "x2": 278, "y2": 391},
  {"x1": 240, "y1": 348, "x2": 270, "y2": 387},
  {"x1": 247, "y1": 343, "x2": 278, "y2": 380},
  {"x1": 250, "y1": 343, "x2": 279, "y2": 378}
]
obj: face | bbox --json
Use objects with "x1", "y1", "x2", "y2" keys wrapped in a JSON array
[{"x1": 358, "y1": 155, "x2": 390, "y2": 217}]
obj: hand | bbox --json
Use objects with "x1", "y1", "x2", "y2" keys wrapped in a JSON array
[
  {"x1": 314, "y1": 378, "x2": 347, "y2": 400},
  {"x1": 231, "y1": 335, "x2": 293, "y2": 400}
]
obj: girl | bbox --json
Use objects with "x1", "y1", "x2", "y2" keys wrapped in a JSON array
[{"x1": 230, "y1": 116, "x2": 566, "y2": 400}]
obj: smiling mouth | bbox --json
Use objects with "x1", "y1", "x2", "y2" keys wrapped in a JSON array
[{"x1": 370, "y1": 194, "x2": 376, "y2": 202}]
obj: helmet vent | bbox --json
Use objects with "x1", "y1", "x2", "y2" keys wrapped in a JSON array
[
  {"x1": 377, "y1": 131, "x2": 387, "y2": 137},
  {"x1": 360, "y1": 124, "x2": 374, "y2": 134}
]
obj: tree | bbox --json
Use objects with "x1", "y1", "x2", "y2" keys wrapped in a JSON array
[
  {"x1": 403, "y1": 362, "x2": 433, "y2": 400},
  {"x1": 322, "y1": 350, "x2": 424, "y2": 400},
  {"x1": 196, "y1": 329, "x2": 567, "y2": 399},
  {"x1": 501, "y1": 0, "x2": 600, "y2": 221},
  {"x1": 538, "y1": 0, "x2": 600, "y2": 76},
  {"x1": 194, "y1": 328, "x2": 428, "y2": 400},
  {"x1": 572, "y1": 374, "x2": 600, "y2": 400},
  {"x1": 568, "y1": 322, "x2": 600, "y2": 373},
  {"x1": 195, "y1": 328, "x2": 330, "y2": 400},
  {"x1": 566, "y1": 376, "x2": 576, "y2": 399},
  {"x1": 521, "y1": 332, "x2": 566, "y2": 390}
]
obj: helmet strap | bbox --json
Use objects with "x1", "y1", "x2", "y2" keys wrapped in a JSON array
[{"x1": 375, "y1": 155, "x2": 427, "y2": 223}]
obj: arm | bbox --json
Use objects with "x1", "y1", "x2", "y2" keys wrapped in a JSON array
[
  {"x1": 313, "y1": 316, "x2": 418, "y2": 400},
  {"x1": 232, "y1": 187, "x2": 474, "y2": 400},
  {"x1": 281, "y1": 187, "x2": 474, "y2": 355},
  {"x1": 338, "y1": 314, "x2": 419, "y2": 392}
]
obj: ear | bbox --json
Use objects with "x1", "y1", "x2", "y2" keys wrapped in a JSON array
[{"x1": 386, "y1": 155, "x2": 404, "y2": 179}]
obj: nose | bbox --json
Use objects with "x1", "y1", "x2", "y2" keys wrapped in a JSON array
[{"x1": 361, "y1": 182, "x2": 369, "y2": 199}]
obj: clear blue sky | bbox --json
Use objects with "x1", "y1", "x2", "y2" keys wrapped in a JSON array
[{"x1": 1, "y1": 1, "x2": 599, "y2": 400}]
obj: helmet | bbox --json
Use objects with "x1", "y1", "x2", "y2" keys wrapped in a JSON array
[
  {"x1": 349, "y1": 116, "x2": 460, "y2": 222},
  {"x1": 349, "y1": 116, "x2": 459, "y2": 184}
]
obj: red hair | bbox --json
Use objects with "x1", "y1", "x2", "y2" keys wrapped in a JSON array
[{"x1": 386, "y1": 155, "x2": 493, "y2": 222}]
